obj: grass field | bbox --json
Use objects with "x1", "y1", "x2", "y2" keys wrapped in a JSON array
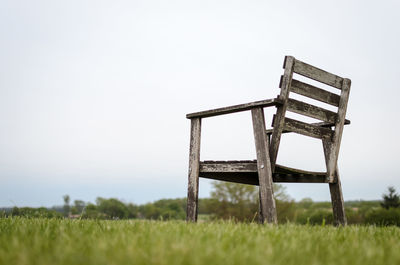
[{"x1": 0, "y1": 217, "x2": 399, "y2": 265}]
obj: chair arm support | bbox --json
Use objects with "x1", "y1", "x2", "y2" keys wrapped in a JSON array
[{"x1": 186, "y1": 98, "x2": 283, "y2": 119}]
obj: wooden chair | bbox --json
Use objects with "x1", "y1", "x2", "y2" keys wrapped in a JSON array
[{"x1": 186, "y1": 56, "x2": 351, "y2": 225}]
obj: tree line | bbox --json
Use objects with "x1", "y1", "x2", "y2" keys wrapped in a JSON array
[{"x1": 2, "y1": 184, "x2": 400, "y2": 226}]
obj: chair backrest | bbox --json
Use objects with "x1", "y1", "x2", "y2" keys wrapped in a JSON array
[{"x1": 269, "y1": 56, "x2": 351, "y2": 181}]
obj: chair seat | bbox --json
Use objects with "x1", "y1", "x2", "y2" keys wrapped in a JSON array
[{"x1": 199, "y1": 160, "x2": 327, "y2": 185}]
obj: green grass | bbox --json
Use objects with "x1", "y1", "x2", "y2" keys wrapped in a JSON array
[{"x1": 0, "y1": 217, "x2": 399, "y2": 265}]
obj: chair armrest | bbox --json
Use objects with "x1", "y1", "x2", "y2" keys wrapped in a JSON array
[{"x1": 186, "y1": 98, "x2": 282, "y2": 119}]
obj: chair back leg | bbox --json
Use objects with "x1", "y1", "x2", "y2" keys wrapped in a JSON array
[{"x1": 323, "y1": 139, "x2": 347, "y2": 226}]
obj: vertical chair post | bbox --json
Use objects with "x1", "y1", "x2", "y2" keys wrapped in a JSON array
[
  {"x1": 326, "y1": 78, "x2": 351, "y2": 182},
  {"x1": 323, "y1": 139, "x2": 347, "y2": 226},
  {"x1": 251, "y1": 108, "x2": 277, "y2": 224},
  {"x1": 269, "y1": 56, "x2": 295, "y2": 171},
  {"x1": 187, "y1": 118, "x2": 201, "y2": 222}
]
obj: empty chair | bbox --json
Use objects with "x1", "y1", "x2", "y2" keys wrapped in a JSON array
[{"x1": 186, "y1": 56, "x2": 351, "y2": 225}]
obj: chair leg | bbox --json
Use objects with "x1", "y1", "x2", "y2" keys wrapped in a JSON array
[
  {"x1": 322, "y1": 139, "x2": 347, "y2": 226},
  {"x1": 251, "y1": 108, "x2": 277, "y2": 224},
  {"x1": 329, "y1": 171, "x2": 347, "y2": 226},
  {"x1": 187, "y1": 118, "x2": 201, "y2": 222}
]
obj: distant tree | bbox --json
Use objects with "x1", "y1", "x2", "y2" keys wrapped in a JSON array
[
  {"x1": 136, "y1": 199, "x2": 185, "y2": 220},
  {"x1": 211, "y1": 181, "x2": 258, "y2": 204},
  {"x1": 298, "y1": 198, "x2": 314, "y2": 209},
  {"x1": 153, "y1": 199, "x2": 186, "y2": 220},
  {"x1": 209, "y1": 182, "x2": 292, "y2": 222},
  {"x1": 63, "y1": 195, "x2": 70, "y2": 216},
  {"x1": 126, "y1": 203, "x2": 139, "y2": 219},
  {"x1": 11, "y1": 206, "x2": 20, "y2": 216},
  {"x1": 209, "y1": 181, "x2": 258, "y2": 221},
  {"x1": 381, "y1": 186, "x2": 400, "y2": 209},
  {"x1": 139, "y1": 203, "x2": 160, "y2": 219},
  {"x1": 73, "y1": 200, "x2": 85, "y2": 214},
  {"x1": 96, "y1": 197, "x2": 129, "y2": 219},
  {"x1": 198, "y1": 198, "x2": 217, "y2": 215},
  {"x1": 81, "y1": 203, "x2": 103, "y2": 219},
  {"x1": 273, "y1": 184, "x2": 291, "y2": 201}
]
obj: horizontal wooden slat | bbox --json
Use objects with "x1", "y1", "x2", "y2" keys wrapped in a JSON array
[
  {"x1": 201, "y1": 161, "x2": 326, "y2": 176},
  {"x1": 200, "y1": 172, "x2": 259, "y2": 185},
  {"x1": 283, "y1": 117, "x2": 334, "y2": 139},
  {"x1": 201, "y1": 160, "x2": 257, "y2": 172},
  {"x1": 293, "y1": 58, "x2": 343, "y2": 89},
  {"x1": 287, "y1": 98, "x2": 338, "y2": 124},
  {"x1": 266, "y1": 119, "x2": 350, "y2": 135},
  {"x1": 199, "y1": 160, "x2": 327, "y2": 184},
  {"x1": 312, "y1": 120, "x2": 351, "y2": 127},
  {"x1": 200, "y1": 160, "x2": 259, "y2": 185},
  {"x1": 275, "y1": 163, "x2": 326, "y2": 176},
  {"x1": 290, "y1": 79, "x2": 340, "y2": 107},
  {"x1": 274, "y1": 163, "x2": 327, "y2": 182},
  {"x1": 274, "y1": 174, "x2": 327, "y2": 183},
  {"x1": 186, "y1": 98, "x2": 282, "y2": 119},
  {"x1": 200, "y1": 160, "x2": 257, "y2": 173}
]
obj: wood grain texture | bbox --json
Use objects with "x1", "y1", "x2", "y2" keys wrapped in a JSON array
[
  {"x1": 290, "y1": 79, "x2": 340, "y2": 107},
  {"x1": 269, "y1": 56, "x2": 295, "y2": 171},
  {"x1": 312, "y1": 119, "x2": 351, "y2": 127},
  {"x1": 265, "y1": 119, "x2": 350, "y2": 135},
  {"x1": 326, "y1": 78, "x2": 351, "y2": 182},
  {"x1": 186, "y1": 118, "x2": 201, "y2": 222},
  {"x1": 186, "y1": 98, "x2": 282, "y2": 119},
  {"x1": 185, "y1": 55, "x2": 351, "y2": 226},
  {"x1": 283, "y1": 117, "x2": 334, "y2": 139},
  {"x1": 201, "y1": 160, "x2": 257, "y2": 172},
  {"x1": 323, "y1": 139, "x2": 347, "y2": 226},
  {"x1": 199, "y1": 160, "x2": 327, "y2": 184},
  {"x1": 251, "y1": 108, "x2": 277, "y2": 224},
  {"x1": 293, "y1": 59, "x2": 344, "y2": 89},
  {"x1": 199, "y1": 172, "x2": 328, "y2": 184},
  {"x1": 287, "y1": 98, "x2": 338, "y2": 123}
]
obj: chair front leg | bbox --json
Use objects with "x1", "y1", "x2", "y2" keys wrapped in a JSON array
[
  {"x1": 187, "y1": 118, "x2": 201, "y2": 222},
  {"x1": 251, "y1": 108, "x2": 277, "y2": 224}
]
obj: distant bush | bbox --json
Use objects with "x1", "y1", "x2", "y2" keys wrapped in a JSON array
[
  {"x1": 80, "y1": 203, "x2": 107, "y2": 219},
  {"x1": 95, "y1": 198, "x2": 130, "y2": 219},
  {"x1": 296, "y1": 209, "x2": 333, "y2": 225},
  {"x1": 7, "y1": 207, "x2": 62, "y2": 218},
  {"x1": 365, "y1": 208, "x2": 400, "y2": 226},
  {"x1": 345, "y1": 207, "x2": 365, "y2": 225},
  {"x1": 138, "y1": 199, "x2": 186, "y2": 220},
  {"x1": 276, "y1": 200, "x2": 296, "y2": 223}
]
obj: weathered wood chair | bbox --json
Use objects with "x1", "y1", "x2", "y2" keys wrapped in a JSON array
[{"x1": 186, "y1": 56, "x2": 351, "y2": 225}]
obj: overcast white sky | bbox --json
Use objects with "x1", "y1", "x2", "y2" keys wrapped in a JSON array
[{"x1": 1, "y1": 0, "x2": 400, "y2": 207}]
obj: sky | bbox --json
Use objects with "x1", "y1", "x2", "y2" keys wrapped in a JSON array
[{"x1": 1, "y1": 0, "x2": 400, "y2": 207}]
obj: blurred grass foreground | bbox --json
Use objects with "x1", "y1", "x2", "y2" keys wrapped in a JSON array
[{"x1": 1, "y1": 217, "x2": 399, "y2": 265}]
